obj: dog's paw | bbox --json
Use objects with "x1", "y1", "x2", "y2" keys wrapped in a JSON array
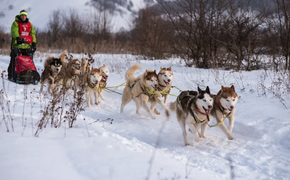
[
  {"x1": 95, "y1": 101, "x2": 100, "y2": 105},
  {"x1": 154, "y1": 109, "x2": 160, "y2": 115},
  {"x1": 201, "y1": 135, "x2": 207, "y2": 138},
  {"x1": 228, "y1": 135, "x2": 234, "y2": 140},
  {"x1": 194, "y1": 136, "x2": 200, "y2": 142},
  {"x1": 185, "y1": 142, "x2": 191, "y2": 146}
]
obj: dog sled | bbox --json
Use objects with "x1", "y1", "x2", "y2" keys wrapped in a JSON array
[{"x1": 10, "y1": 47, "x2": 40, "y2": 84}]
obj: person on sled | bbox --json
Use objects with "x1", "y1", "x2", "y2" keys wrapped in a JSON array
[{"x1": 7, "y1": 9, "x2": 36, "y2": 80}]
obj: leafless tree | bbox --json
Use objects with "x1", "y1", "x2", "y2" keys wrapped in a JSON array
[
  {"x1": 131, "y1": 6, "x2": 173, "y2": 59},
  {"x1": 217, "y1": 0, "x2": 269, "y2": 70},
  {"x1": 47, "y1": 9, "x2": 63, "y2": 47},
  {"x1": 271, "y1": 0, "x2": 290, "y2": 70},
  {"x1": 157, "y1": 0, "x2": 229, "y2": 68}
]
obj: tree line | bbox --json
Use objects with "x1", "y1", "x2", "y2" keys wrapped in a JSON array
[{"x1": 0, "y1": 0, "x2": 289, "y2": 71}]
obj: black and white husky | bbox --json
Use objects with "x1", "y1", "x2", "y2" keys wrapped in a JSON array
[
  {"x1": 170, "y1": 87, "x2": 213, "y2": 146},
  {"x1": 40, "y1": 51, "x2": 66, "y2": 95}
]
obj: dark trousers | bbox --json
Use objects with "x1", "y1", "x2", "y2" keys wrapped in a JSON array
[{"x1": 7, "y1": 51, "x2": 16, "y2": 79}]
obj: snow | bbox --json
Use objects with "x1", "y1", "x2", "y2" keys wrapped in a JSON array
[
  {"x1": 0, "y1": 0, "x2": 150, "y2": 33},
  {"x1": 0, "y1": 52, "x2": 290, "y2": 180}
]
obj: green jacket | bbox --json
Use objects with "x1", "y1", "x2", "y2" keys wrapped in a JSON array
[{"x1": 11, "y1": 15, "x2": 36, "y2": 49}]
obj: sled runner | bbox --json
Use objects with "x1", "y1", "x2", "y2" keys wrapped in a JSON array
[{"x1": 11, "y1": 47, "x2": 40, "y2": 84}]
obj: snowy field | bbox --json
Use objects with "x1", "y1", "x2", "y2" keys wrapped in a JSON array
[{"x1": 0, "y1": 52, "x2": 290, "y2": 180}]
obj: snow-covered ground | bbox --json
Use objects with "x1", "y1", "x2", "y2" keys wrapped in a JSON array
[{"x1": 0, "y1": 52, "x2": 290, "y2": 180}]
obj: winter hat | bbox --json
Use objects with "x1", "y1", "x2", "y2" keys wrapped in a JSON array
[{"x1": 19, "y1": 10, "x2": 27, "y2": 16}]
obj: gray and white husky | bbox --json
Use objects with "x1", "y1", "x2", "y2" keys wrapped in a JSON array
[{"x1": 170, "y1": 87, "x2": 213, "y2": 146}]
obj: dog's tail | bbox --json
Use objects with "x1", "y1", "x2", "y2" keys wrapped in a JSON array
[
  {"x1": 59, "y1": 50, "x2": 67, "y2": 65},
  {"x1": 169, "y1": 101, "x2": 176, "y2": 111},
  {"x1": 125, "y1": 64, "x2": 142, "y2": 82}
]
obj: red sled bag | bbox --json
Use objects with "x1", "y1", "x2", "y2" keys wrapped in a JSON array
[{"x1": 14, "y1": 55, "x2": 40, "y2": 84}]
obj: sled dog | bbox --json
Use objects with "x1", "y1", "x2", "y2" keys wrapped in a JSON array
[
  {"x1": 120, "y1": 64, "x2": 158, "y2": 119},
  {"x1": 83, "y1": 67, "x2": 103, "y2": 108},
  {"x1": 150, "y1": 67, "x2": 174, "y2": 115},
  {"x1": 40, "y1": 50, "x2": 67, "y2": 94},
  {"x1": 210, "y1": 85, "x2": 238, "y2": 140},
  {"x1": 98, "y1": 64, "x2": 109, "y2": 101},
  {"x1": 62, "y1": 58, "x2": 81, "y2": 90},
  {"x1": 170, "y1": 87, "x2": 213, "y2": 145}
]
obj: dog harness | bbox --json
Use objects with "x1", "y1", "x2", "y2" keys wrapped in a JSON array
[
  {"x1": 87, "y1": 78, "x2": 96, "y2": 89},
  {"x1": 157, "y1": 86, "x2": 171, "y2": 97},
  {"x1": 128, "y1": 79, "x2": 140, "y2": 90},
  {"x1": 218, "y1": 102, "x2": 232, "y2": 116},
  {"x1": 177, "y1": 91, "x2": 209, "y2": 124}
]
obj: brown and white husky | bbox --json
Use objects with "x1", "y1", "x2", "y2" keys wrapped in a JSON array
[
  {"x1": 120, "y1": 64, "x2": 159, "y2": 119},
  {"x1": 170, "y1": 87, "x2": 213, "y2": 145},
  {"x1": 98, "y1": 64, "x2": 109, "y2": 101},
  {"x1": 210, "y1": 85, "x2": 239, "y2": 140},
  {"x1": 150, "y1": 67, "x2": 174, "y2": 115},
  {"x1": 84, "y1": 67, "x2": 103, "y2": 108}
]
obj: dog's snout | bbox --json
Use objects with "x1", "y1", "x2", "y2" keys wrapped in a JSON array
[
  {"x1": 168, "y1": 79, "x2": 171, "y2": 82},
  {"x1": 230, "y1": 106, "x2": 234, "y2": 110},
  {"x1": 208, "y1": 105, "x2": 212, "y2": 109}
]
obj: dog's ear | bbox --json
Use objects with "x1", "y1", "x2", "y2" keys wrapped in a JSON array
[
  {"x1": 198, "y1": 86, "x2": 202, "y2": 93},
  {"x1": 154, "y1": 70, "x2": 156, "y2": 74},
  {"x1": 160, "y1": 67, "x2": 163, "y2": 70},
  {"x1": 103, "y1": 64, "x2": 106, "y2": 67},
  {"x1": 231, "y1": 85, "x2": 235, "y2": 91},
  {"x1": 205, "y1": 86, "x2": 210, "y2": 94},
  {"x1": 168, "y1": 67, "x2": 171, "y2": 71}
]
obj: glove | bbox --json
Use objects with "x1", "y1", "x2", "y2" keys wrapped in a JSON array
[
  {"x1": 16, "y1": 37, "x2": 24, "y2": 44},
  {"x1": 31, "y1": 42, "x2": 36, "y2": 52}
]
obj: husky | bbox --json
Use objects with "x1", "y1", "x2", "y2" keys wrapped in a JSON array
[
  {"x1": 210, "y1": 85, "x2": 238, "y2": 140},
  {"x1": 170, "y1": 87, "x2": 213, "y2": 145},
  {"x1": 40, "y1": 50, "x2": 67, "y2": 94},
  {"x1": 120, "y1": 64, "x2": 159, "y2": 119},
  {"x1": 98, "y1": 64, "x2": 109, "y2": 101},
  {"x1": 61, "y1": 58, "x2": 81, "y2": 90},
  {"x1": 83, "y1": 67, "x2": 103, "y2": 108},
  {"x1": 150, "y1": 67, "x2": 174, "y2": 115}
]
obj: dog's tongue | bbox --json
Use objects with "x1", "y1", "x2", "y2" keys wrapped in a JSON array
[{"x1": 203, "y1": 107, "x2": 210, "y2": 114}]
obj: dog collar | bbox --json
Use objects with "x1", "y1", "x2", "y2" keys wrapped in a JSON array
[
  {"x1": 158, "y1": 82, "x2": 167, "y2": 88},
  {"x1": 197, "y1": 108, "x2": 207, "y2": 116}
]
